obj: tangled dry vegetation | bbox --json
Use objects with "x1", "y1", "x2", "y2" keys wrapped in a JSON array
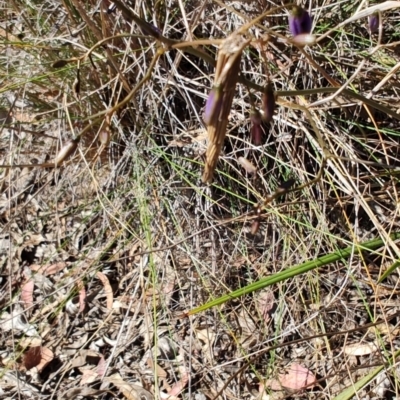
[{"x1": 2, "y1": 0, "x2": 400, "y2": 399}]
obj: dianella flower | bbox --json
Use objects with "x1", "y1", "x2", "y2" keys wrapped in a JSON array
[
  {"x1": 262, "y1": 83, "x2": 276, "y2": 123},
  {"x1": 204, "y1": 85, "x2": 223, "y2": 126},
  {"x1": 368, "y1": 12, "x2": 379, "y2": 33},
  {"x1": 289, "y1": 5, "x2": 312, "y2": 36}
]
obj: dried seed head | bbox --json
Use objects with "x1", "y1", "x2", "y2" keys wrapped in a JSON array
[
  {"x1": 368, "y1": 12, "x2": 379, "y2": 33},
  {"x1": 262, "y1": 83, "x2": 276, "y2": 123},
  {"x1": 204, "y1": 85, "x2": 223, "y2": 126},
  {"x1": 53, "y1": 138, "x2": 79, "y2": 166},
  {"x1": 250, "y1": 110, "x2": 263, "y2": 145},
  {"x1": 289, "y1": 6, "x2": 312, "y2": 36}
]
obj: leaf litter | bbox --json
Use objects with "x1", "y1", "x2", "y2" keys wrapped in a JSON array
[{"x1": 1, "y1": 0, "x2": 400, "y2": 399}]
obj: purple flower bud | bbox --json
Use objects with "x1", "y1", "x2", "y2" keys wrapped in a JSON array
[
  {"x1": 289, "y1": 6, "x2": 312, "y2": 36},
  {"x1": 251, "y1": 109, "x2": 263, "y2": 145},
  {"x1": 262, "y1": 83, "x2": 275, "y2": 123},
  {"x1": 204, "y1": 85, "x2": 223, "y2": 126},
  {"x1": 368, "y1": 12, "x2": 379, "y2": 33}
]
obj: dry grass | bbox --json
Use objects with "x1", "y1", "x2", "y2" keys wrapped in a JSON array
[{"x1": 1, "y1": 0, "x2": 400, "y2": 399}]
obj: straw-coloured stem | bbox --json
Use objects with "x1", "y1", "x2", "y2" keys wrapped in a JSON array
[{"x1": 202, "y1": 34, "x2": 250, "y2": 183}]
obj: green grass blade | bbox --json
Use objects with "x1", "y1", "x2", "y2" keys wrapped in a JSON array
[{"x1": 188, "y1": 233, "x2": 400, "y2": 315}]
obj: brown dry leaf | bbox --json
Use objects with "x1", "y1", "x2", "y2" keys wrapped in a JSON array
[
  {"x1": 265, "y1": 363, "x2": 316, "y2": 391},
  {"x1": 105, "y1": 373, "x2": 153, "y2": 400},
  {"x1": 96, "y1": 271, "x2": 113, "y2": 310},
  {"x1": 21, "y1": 279, "x2": 34, "y2": 309},
  {"x1": 344, "y1": 342, "x2": 378, "y2": 356},
  {"x1": 23, "y1": 346, "x2": 41, "y2": 370}
]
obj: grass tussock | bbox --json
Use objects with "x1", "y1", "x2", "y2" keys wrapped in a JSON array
[{"x1": 1, "y1": 0, "x2": 400, "y2": 399}]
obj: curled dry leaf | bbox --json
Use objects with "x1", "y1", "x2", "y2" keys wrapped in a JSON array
[{"x1": 96, "y1": 271, "x2": 113, "y2": 310}]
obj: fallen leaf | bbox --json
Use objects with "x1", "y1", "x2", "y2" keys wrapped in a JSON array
[
  {"x1": 96, "y1": 354, "x2": 107, "y2": 377},
  {"x1": 30, "y1": 262, "x2": 66, "y2": 275},
  {"x1": 79, "y1": 368, "x2": 98, "y2": 385},
  {"x1": 23, "y1": 346, "x2": 41, "y2": 370},
  {"x1": 256, "y1": 289, "x2": 275, "y2": 323},
  {"x1": 166, "y1": 364, "x2": 189, "y2": 398},
  {"x1": 35, "y1": 347, "x2": 54, "y2": 372},
  {"x1": 265, "y1": 363, "x2": 316, "y2": 391},
  {"x1": 77, "y1": 280, "x2": 86, "y2": 313},
  {"x1": 344, "y1": 342, "x2": 378, "y2": 356},
  {"x1": 23, "y1": 346, "x2": 53, "y2": 372},
  {"x1": 105, "y1": 373, "x2": 153, "y2": 400},
  {"x1": 58, "y1": 387, "x2": 110, "y2": 400}
]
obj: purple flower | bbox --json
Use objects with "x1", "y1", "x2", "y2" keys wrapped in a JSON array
[
  {"x1": 368, "y1": 12, "x2": 379, "y2": 33},
  {"x1": 204, "y1": 85, "x2": 223, "y2": 126},
  {"x1": 262, "y1": 83, "x2": 275, "y2": 123},
  {"x1": 289, "y1": 6, "x2": 312, "y2": 36}
]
